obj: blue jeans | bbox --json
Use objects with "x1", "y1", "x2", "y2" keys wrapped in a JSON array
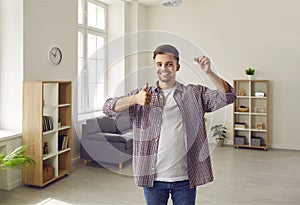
[{"x1": 143, "y1": 180, "x2": 196, "y2": 205}]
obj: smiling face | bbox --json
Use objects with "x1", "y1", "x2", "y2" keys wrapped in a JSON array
[{"x1": 154, "y1": 53, "x2": 180, "y2": 89}]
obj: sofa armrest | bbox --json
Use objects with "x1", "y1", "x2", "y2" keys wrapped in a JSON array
[{"x1": 82, "y1": 124, "x2": 89, "y2": 138}]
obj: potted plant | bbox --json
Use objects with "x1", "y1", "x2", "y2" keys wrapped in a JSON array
[
  {"x1": 245, "y1": 67, "x2": 255, "y2": 80},
  {"x1": 0, "y1": 145, "x2": 35, "y2": 169},
  {"x1": 211, "y1": 124, "x2": 227, "y2": 147}
]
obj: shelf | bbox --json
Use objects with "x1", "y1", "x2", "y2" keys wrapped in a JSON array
[
  {"x1": 234, "y1": 144, "x2": 249, "y2": 147},
  {"x1": 58, "y1": 169, "x2": 70, "y2": 177},
  {"x1": 58, "y1": 125, "x2": 71, "y2": 131},
  {"x1": 233, "y1": 80, "x2": 269, "y2": 150},
  {"x1": 251, "y1": 96, "x2": 267, "y2": 99},
  {"x1": 234, "y1": 144, "x2": 268, "y2": 150},
  {"x1": 251, "y1": 113, "x2": 267, "y2": 116},
  {"x1": 58, "y1": 148, "x2": 71, "y2": 155},
  {"x1": 43, "y1": 153, "x2": 56, "y2": 160},
  {"x1": 58, "y1": 103, "x2": 71, "y2": 107},
  {"x1": 234, "y1": 112, "x2": 250, "y2": 115},
  {"x1": 43, "y1": 129, "x2": 56, "y2": 135},
  {"x1": 42, "y1": 170, "x2": 70, "y2": 186},
  {"x1": 235, "y1": 112, "x2": 267, "y2": 116},
  {"x1": 43, "y1": 104, "x2": 58, "y2": 108},
  {"x1": 42, "y1": 176, "x2": 58, "y2": 186},
  {"x1": 23, "y1": 81, "x2": 72, "y2": 187},
  {"x1": 237, "y1": 96, "x2": 250, "y2": 99},
  {"x1": 251, "y1": 129, "x2": 267, "y2": 132},
  {"x1": 234, "y1": 128, "x2": 250, "y2": 131},
  {"x1": 234, "y1": 128, "x2": 267, "y2": 132},
  {"x1": 237, "y1": 96, "x2": 268, "y2": 99}
]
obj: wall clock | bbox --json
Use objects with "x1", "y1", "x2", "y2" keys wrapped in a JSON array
[{"x1": 48, "y1": 47, "x2": 62, "y2": 65}]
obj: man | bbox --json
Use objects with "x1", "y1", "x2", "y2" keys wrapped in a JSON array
[{"x1": 103, "y1": 44, "x2": 236, "y2": 205}]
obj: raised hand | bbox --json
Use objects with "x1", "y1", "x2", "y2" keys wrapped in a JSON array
[{"x1": 194, "y1": 56, "x2": 212, "y2": 74}]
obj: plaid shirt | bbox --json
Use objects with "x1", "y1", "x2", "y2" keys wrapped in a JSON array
[{"x1": 103, "y1": 81, "x2": 236, "y2": 187}]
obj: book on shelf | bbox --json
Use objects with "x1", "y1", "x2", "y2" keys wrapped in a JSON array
[
  {"x1": 62, "y1": 135, "x2": 69, "y2": 150},
  {"x1": 235, "y1": 122, "x2": 247, "y2": 129},
  {"x1": 42, "y1": 116, "x2": 53, "y2": 132},
  {"x1": 58, "y1": 135, "x2": 64, "y2": 150},
  {"x1": 64, "y1": 135, "x2": 69, "y2": 149},
  {"x1": 58, "y1": 135, "x2": 69, "y2": 150}
]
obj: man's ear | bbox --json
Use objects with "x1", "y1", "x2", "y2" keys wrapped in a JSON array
[{"x1": 176, "y1": 64, "x2": 180, "y2": 71}]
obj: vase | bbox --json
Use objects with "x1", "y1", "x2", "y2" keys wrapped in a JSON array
[{"x1": 217, "y1": 139, "x2": 224, "y2": 147}]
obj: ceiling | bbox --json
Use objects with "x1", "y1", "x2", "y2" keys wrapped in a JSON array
[
  {"x1": 136, "y1": 0, "x2": 196, "y2": 6},
  {"x1": 137, "y1": 0, "x2": 164, "y2": 6},
  {"x1": 101, "y1": 0, "x2": 194, "y2": 6}
]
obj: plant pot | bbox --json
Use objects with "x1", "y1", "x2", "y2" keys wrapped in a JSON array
[
  {"x1": 247, "y1": 75, "x2": 254, "y2": 80},
  {"x1": 217, "y1": 139, "x2": 225, "y2": 147}
]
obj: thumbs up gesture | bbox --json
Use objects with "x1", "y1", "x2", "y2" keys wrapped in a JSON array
[{"x1": 136, "y1": 83, "x2": 152, "y2": 106}]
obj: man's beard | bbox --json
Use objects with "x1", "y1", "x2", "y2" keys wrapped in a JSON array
[{"x1": 157, "y1": 69, "x2": 174, "y2": 83}]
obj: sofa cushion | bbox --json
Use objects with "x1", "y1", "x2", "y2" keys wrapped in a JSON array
[
  {"x1": 84, "y1": 132, "x2": 133, "y2": 150},
  {"x1": 96, "y1": 116, "x2": 117, "y2": 133},
  {"x1": 86, "y1": 118, "x2": 101, "y2": 134},
  {"x1": 115, "y1": 118, "x2": 132, "y2": 134},
  {"x1": 104, "y1": 133, "x2": 133, "y2": 150}
]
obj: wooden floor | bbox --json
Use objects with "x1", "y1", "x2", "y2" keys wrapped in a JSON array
[{"x1": 0, "y1": 146, "x2": 299, "y2": 205}]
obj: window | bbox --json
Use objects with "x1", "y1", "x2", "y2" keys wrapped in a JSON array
[{"x1": 78, "y1": 0, "x2": 107, "y2": 115}]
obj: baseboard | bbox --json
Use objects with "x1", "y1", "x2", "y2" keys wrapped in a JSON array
[{"x1": 72, "y1": 155, "x2": 81, "y2": 164}]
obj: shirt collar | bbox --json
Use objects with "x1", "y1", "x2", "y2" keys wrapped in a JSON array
[{"x1": 153, "y1": 81, "x2": 183, "y2": 93}]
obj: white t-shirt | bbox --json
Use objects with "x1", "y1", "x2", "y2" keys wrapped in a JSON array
[{"x1": 155, "y1": 87, "x2": 188, "y2": 182}]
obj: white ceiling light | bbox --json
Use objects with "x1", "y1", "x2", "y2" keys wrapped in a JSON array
[{"x1": 162, "y1": 0, "x2": 183, "y2": 7}]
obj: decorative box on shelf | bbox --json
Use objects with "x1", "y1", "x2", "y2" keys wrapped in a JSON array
[
  {"x1": 237, "y1": 106, "x2": 249, "y2": 112},
  {"x1": 255, "y1": 92, "x2": 265, "y2": 97},
  {"x1": 251, "y1": 137, "x2": 262, "y2": 147},
  {"x1": 234, "y1": 135, "x2": 246, "y2": 145},
  {"x1": 235, "y1": 122, "x2": 247, "y2": 129},
  {"x1": 43, "y1": 165, "x2": 54, "y2": 182}
]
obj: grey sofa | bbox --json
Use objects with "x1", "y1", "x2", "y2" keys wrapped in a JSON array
[{"x1": 80, "y1": 115, "x2": 133, "y2": 170}]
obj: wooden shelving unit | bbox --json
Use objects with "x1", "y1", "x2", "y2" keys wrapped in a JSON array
[
  {"x1": 233, "y1": 80, "x2": 269, "y2": 150},
  {"x1": 22, "y1": 81, "x2": 72, "y2": 186}
]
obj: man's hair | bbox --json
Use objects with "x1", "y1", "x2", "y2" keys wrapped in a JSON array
[{"x1": 153, "y1": 44, "x2": 179, "y2": 63}]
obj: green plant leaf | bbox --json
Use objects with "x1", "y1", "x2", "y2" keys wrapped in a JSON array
[
  {"x1": 210, "y1": 124, "x2": 227, "y2": 139},
  {"x1": 0, "y1": 145, "x2": 35, "y2": 170},
  {"x1": 245, "y1": 67, "x2": 255, "y2": 75}
]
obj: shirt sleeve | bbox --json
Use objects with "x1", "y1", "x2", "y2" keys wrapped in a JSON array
[
  {"x1": 102, "y1": 88, "x2": 139, "y2": 119},
  {"x1": 194, "y1": 82, "x2": 236, "y2": 113}
]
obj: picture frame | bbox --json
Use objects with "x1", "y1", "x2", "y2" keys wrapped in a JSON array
[{"x1": 255, "y1": 123, "x2": 263, "y2": 130}]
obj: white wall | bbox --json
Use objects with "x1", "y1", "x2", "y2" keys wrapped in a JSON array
[
  {"x1": 0, "y1": 0, "x2": 23, "y2": 191},
  {"x1": 142, "y1": 0, "x2": 300, "y2": 150},
  {"x1": 24, "y1": 0, "x2": 77, "y2": 81},
  {"x1": 106, "y1": 1, "x2": 148, "y2": 97},
  {"x1": 106, "y1": 1, "x2": 125, "y2": 97},
  {"x1": 23, "y1": 0, "x2": 79, "y2": 158},
  {"x1": 0, "y1": 0, "x2": 23, "y2": 132}
]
